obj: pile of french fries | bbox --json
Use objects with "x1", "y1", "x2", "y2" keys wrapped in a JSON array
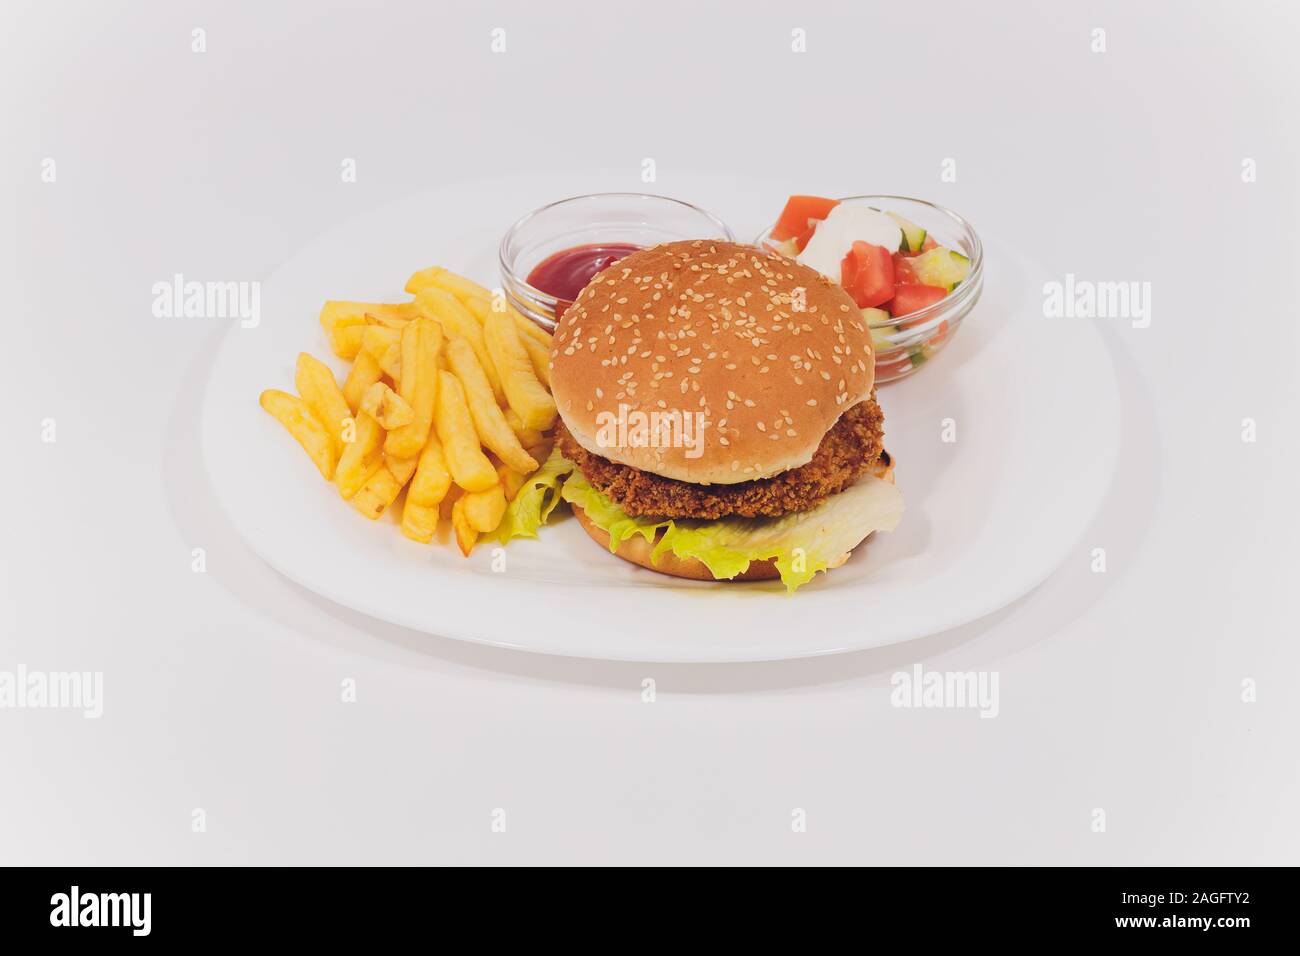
[{"x1": 259, "y1": 267, "x2": 556, "y2": 555}]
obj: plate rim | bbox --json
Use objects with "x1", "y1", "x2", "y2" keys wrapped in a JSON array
[{"x1": 200, "y1": 174, "x2": 1121, "y2": 662}]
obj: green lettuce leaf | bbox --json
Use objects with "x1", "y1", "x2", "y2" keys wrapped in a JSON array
[
  {"x1": 495, "y1": 448, "x2": 576, "y2": 544},
  {"x1": 559, "y1": 469, "x2": 904, "y2": 593}
]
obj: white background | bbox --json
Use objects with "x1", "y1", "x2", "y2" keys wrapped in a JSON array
[{"x1": 2, "y1": 0, "x2": 1297, "y2": 864}]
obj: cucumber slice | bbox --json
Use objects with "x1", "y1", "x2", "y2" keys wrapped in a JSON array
[
  {"x1": 887, "y1": 212, "x2": 927, "y2": 253},
  {"x1": 871, "y1": 327, "x2": 899, "y2": 352},
  {"x1": 907, "y1": 248, "x2": 971, "y2": 290},
  {"x1": 864, "y1": 309, "x2": 900, "y2": 352}
]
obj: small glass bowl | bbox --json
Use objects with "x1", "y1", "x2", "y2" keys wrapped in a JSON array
[
  {"x1": 755, "y1": 196, "x2": 983, "y2": 384},
  {"x1": 500, "y1": 193, "x2": 734, "y2": 330}
]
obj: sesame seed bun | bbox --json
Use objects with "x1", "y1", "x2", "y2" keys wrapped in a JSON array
[
  {"x1": 571, "y1": 453, "x2": 896, "y2": 582},
  {"x1": 549, "y1": 240, "x2": 875, "y2": 485}
]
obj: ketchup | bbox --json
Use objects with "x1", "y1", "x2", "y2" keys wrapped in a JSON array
[{"x1": 527, "y1": 243, "x2": 641, "y2": 317}]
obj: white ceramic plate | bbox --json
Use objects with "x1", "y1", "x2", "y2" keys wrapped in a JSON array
[{"x1": 201, "y1": 171, "x2": 1119, "y2": 662}]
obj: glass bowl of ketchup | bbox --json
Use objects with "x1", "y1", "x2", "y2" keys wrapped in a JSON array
[{"x1": 499, "y1": 193, "x2": 733, "y2": 330}]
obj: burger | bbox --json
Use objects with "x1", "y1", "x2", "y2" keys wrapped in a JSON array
[{"x1": 545, "y1": 239, "x2": 903, "y2": 591}]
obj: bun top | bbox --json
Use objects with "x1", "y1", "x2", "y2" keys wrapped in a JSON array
[{"x1": 549, "y1": 240, "x2": 875, "y2": 484}]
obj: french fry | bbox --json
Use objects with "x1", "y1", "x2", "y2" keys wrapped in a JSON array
[
  {"x1": 450, "y1": 496, "x2": 477, "y2": 556},
  {"x1": 405, "y1": 266, "x2": 453, "y2": 297},
  {"x1": 438, "y1": 272, "x2": 494, "y2": 304},
  {"x1": 484, "y1": 309, "x2": 556, "y2": 431},
  {"x1": 416, "y1": 286, "x2": 506, "y2": 404},
  {"x1": 497, "y1": 463, "x2": 528, "y2": 501},
  {"x1": 407, "y1": 266, "x2": 493, "y2": 303},
  {"x1": 399, "y1": 433, "x2": 449, "y2": 543},
  {"x1": 504, "y1": 408, "x2": 545, "y2": 448},
  {"x1": 384, "y1": 317, "x2": 442, "y2": 458},
  {"x1": 342, "y1": 350, "x2": 384, "y2": 412},
  {"x1": 377, "y1": 343, "x2": 402, "y2": 380},
  {"x1": 294, "y1": 353, "x2": 352, "y2": 456},
  {"x1": 361, "y1": 325, "x2": 401, "y2": 364},
  {"x1": 335, "y1": 410, "x2": 384, "y2": 499},
  {"x1": 408, "y1": 433, "x2": 452, "y2": 507},
  {"x1": 405, "y1": 267, "x2": 439, "y2": 295},
  {"x1": 384, "y1": 452, "x2": 418, "y2": 486},
  {"x1": 415, "y1": 285, "x2": 480, "y2": 328},
  {"x1": 525, "y1": 436, "x2": 554, "y2": 464},
  {"x1": 320, "y1": 300, "x2": 419, "y2": 332},
  {"x1": 444, "y1": 338, "x2": 538, "y2": 474},
  {"x1": 360, "y1": 326, "x2": 403, "y2": 381},
  {"x1": 462, "y1": 483, "x2": 507, "y2": 534},
  {"x1": 320, "y1": 310, "x2": 366, "y2": 335},
  {"x1": 259, "y1": 389, "x2": 336, "y2": 480},
  {"x1": 434, "y1": 371, "x2": 498, "y2": 492},
  {"x1": 465, "y1": 299, "x2": 553, "y2": 349},
  {"x1": 462, "y1": 296, "x2": 492, "y2": 324},
  {"x1": 360, "y1": 381, "x2": 415, "y2": 429},
  {"x1": 511, "y1": 307, "x2": 553, "y2": 349},
  {"x1": 364, "y1": 310, "x2": 410, "y2": 331},
  {"x1": 328, "y1": 324, "x2": 366, "y2": 360},
  {"x1": 517, "y1": 330, "x2": 552, "y2": 389},
  {"x1": 510, "y1": 307, "x2": 554, "y2": 389},
  {"x1": 350, "y1": 463, "x2": 404, "y2": 520},
  {"x1": 399, "y1": 500, "x2": 439, "y2": 543},
  {"x1": 439, "y1": 484, "x2": 464, "y2": 521}
]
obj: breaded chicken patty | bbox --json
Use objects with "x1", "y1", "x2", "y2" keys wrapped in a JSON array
[{"x1": 557, "y1": 395, "x2": 886, "y2": 520}]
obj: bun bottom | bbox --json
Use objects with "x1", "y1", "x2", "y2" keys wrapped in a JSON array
[
  {"x1": 571, "y1": 451, "x2": 895, "y2": 584},
  {"x1": 572, "y1": 505, "x2": 782, "y2": 581}
]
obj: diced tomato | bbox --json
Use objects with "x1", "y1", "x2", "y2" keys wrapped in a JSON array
[
  {"x1": 892, "y1": 252, "x2": 919, "y2": 282},
  {"x1": 840, "y1": 241, "x2": 895, "y2": 309},
  {"x1": 888, "y1": 283, "x2": 947, "y2": 317},
  {"x1": 873, "y1": 354, "x2": 914, "y2": 381},
  {"x1": 772, "y1": 195, "x2": 839, "y2": 242},
  {"x1": 794, "y1": 220, "x2": 818, "y2": 252},
  {"x1": 921, "y1": 235, "x2": 938, "y2": 252}
]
